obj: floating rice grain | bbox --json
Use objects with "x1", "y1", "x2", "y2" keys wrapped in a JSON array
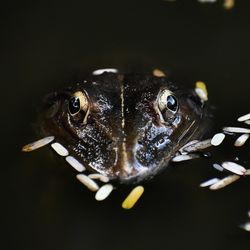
[
  {"x1": 95, "y1": 184, "x2": 114, "y2": 201},
  {"x1": 234, "y1": 134, "x2": 249, "y2": 147},
  {"x1": 244, "y1": 169, "x2": 250, "y2": 176},
  {"x1": 179, "y1": 140, "x2": 199, "y2": 154},
  {"x1": 198, "y1": 0, "x2": 216, "y2": 2},
  {"x1": 200, "y1": 178, "x2": 220, "y2": 187},
  {"x1": 22, "y1": 136, "x2": 55, "y2": 152},
  {"x1": 213, "y1": 163, "x2": 224, "y2": 172},
  {"x1": 209, "y1": 175, "x2": 240, "y2": 190},
  {"x1": 223, "y1": 127, "x2": 250, "y2": 134},
  {"x1": 195, "y1": 81, "x2": 208, "y2": 101},
  {"x1": 66, "y1": 156, "x2": 85, "y2": 172},
  {"x1": 51, "y1": 142, "x2": 69, "y2": 156},
  {"x1": 222, "y1": 161, "x2": 246, "y2": 175},
  {"x1": 76, "y1": 174, "x2": 99, "y2": 191},
  {"x1": 237, "y1": 113, "x2": 250, "y2": 122},
  {"x1": 92, "y1": 68, "x2": 118, "y2": 75},
  {"x1": 172, "y1": 154, "x2": 200, "y2": 162},
  {"x1": 88, "y1": 173, "x2": 109, "y2": 183},
  {"x1": 152, "y1": 69, "x2": 166, "y2": 77},
  {"x1": 240, "y1": 222, "x2": 250, "y2": 232},
  {"x1": 244, "y1": 120, "x2": 250, "y2": 125},
  {"x1": 223, "y1": 0, "x2": 235, "y2": 10},
  {"x1": 248, "y1": 211, "x2": 250, "y2": 218},
  {"x1": 182, "y1": 139, "x2": 212, "y2": 153},
  {"x1": 211, "y1": 133, "x2": 225, "y2": 146},
  {"x1": 122, "y1": 186, "x2": 144, "y2": 209}
]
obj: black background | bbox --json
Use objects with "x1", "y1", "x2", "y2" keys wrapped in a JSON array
[{"x1": 2, "y1": 1, "x2": 250, "y2": 250}]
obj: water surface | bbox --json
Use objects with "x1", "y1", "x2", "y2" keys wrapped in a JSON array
[{"x1": 2, "y1": 1, "x2": 250, "y2": 250}]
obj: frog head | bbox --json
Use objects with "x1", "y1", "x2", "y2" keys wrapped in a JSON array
[{"x1": 39, "y1": 72, "x2": 209, "y2": 184}]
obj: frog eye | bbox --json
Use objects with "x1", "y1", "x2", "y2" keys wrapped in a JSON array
[
  {"x1": 158, "y1": 89, "x2": 178, "y2": 113},
  {"x1": 68, "y1": 97, "x2": 80, "y2": 115},
  {"x1": 68, "y1": 91, "x2": 89, "y2": 116},
  {"x1": 166, "y1": 95, "x2": 178, "y2": 112}
]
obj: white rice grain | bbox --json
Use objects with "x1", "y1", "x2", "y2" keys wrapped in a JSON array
[
  {"x1": 222, "y1": 161, "x2": 246, "y2": 175},
  {"x1": 51, "y1": 142, "x2": 69, "y2": 156},
  {"x1": 240, "y1": 222, "x2": 250, "y2": 232},
  {"x1": 209, "y1": 175, "x2": 240, "y2": 190},
  {"x1": 198, "y1": 0, "x2": 216, "y2": 3},
  {"x1": 200, "y1": 178, "x2": 220, "y2": 187},
  {"x1": 212, "y1": 163, "x2": 224, "y2": 172},
  {"x1": 88, "y1": 173, "x2": 109, "y2": 183},
  {"x1": 22, "y1": 136, "x2": 55, "y2": 152},
  {"x1": 95, "y1": 184, "x2": 114, "y2": 201},
  {"x1": 237, "y1": 113, "x2": 250, "y2": 122},
  {"x1": 223, "y1": 127, "x2": 250, "y2": 134},
  {"x1": 181, "y1": 139, "x2": 212, "y2": 153},
  {"x1": 234, "y1": 134, "x2": 249, "y2": 147},
  {"x1": 171, "y1": 154, "x2": 200, "y2": 162},
  {"x1": 179, "y1": 140, "x2": 199, "y2": 154},
  {"x1": 211, "y1": 133, "x2": 225, "y2": 146},
  {"x1": 195, "y1": 88, "x2": 208, "y2": 102},
  {"x1": 244, "y1": 169, "x2": 250, "y2": 176},
  {"x1": 76, "y1": 174, "x2": 99, "y2": 191},
  {"x1": 244, "y1": 120, "x2": 250, "y2": 125},
  {"x1": 92, "y1": 68, "x2": 118, "y2": 75},
  {"x1": 66, "y1": 156, "x2": 85, "y2": 172},
  {"x1": 195, "y1": 81, "x2": 208, "y2": 101}
]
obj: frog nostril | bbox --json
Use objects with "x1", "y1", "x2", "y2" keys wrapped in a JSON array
[
  {"x1": 107, "y1": 139, "x2": 113, "y2": 145},
  {"x1": 155, "y1": 138, "x2": 166, "y2": 147},
  {"x1": 159, "y1": 138, "x2": 165, "y2": 144},
  {"x1": 137, "y1": 139, "x2": 143, "y2": 144}
]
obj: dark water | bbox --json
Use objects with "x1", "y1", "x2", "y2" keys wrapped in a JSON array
[{"x1": 2, "y1": 1, "x2": 250, "y2": 250}]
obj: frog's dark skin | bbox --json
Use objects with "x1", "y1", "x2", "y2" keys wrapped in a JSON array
[{"x1": 39, "y1": 72, "x2": 210, "y2": 184}]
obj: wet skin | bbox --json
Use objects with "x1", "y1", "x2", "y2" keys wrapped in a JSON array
[{"x1": 39, "y1": 72, "x2": 210, "y2": 184}]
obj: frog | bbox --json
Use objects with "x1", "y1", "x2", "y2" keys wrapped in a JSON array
[
  {"x1": 34, "y1": 70, "x2": 211, "y2": 185},
  {"x1": 22, "y1": 69, "x2": 250, "y2": 216}
]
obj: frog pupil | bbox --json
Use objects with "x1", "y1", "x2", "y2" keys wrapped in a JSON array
[
  {"x1": 167, "y1": 95, "x2": 178, "y2": 112},
  {"x1": 69, "y1": 97, "x2": 80, "y2": 115}
]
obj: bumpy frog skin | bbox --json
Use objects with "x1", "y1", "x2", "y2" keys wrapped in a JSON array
[{"x1": 38, "y1": 72, "x2": 210, "y2": 184}]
